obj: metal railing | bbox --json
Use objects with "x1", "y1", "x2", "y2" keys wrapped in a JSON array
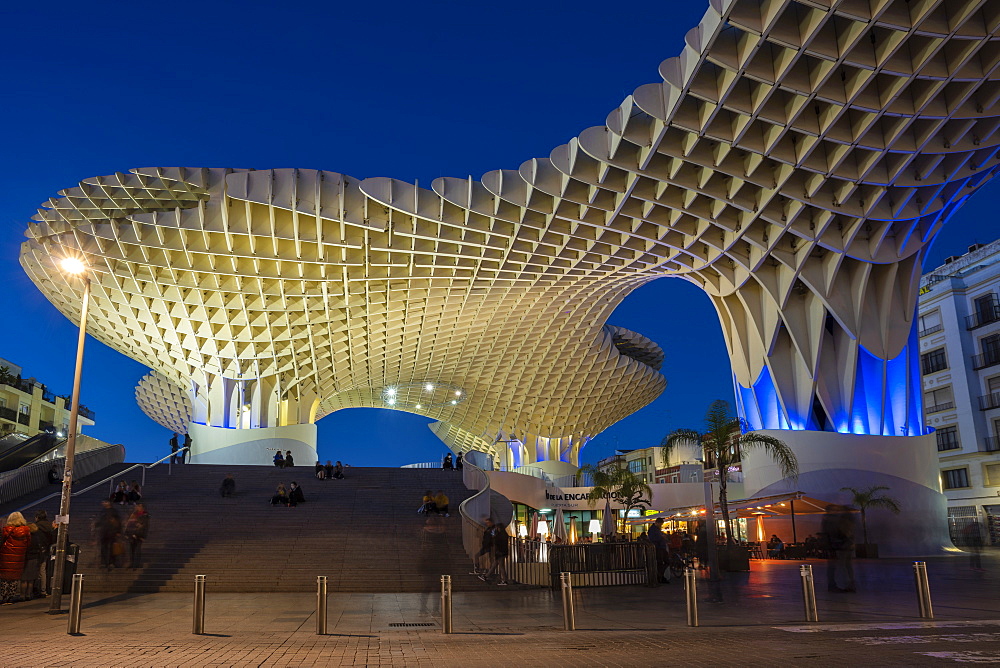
[
  {"x1": 980, "y1": 437, "x2": 1000, "y2": 453},
  {"x1": 9, "y1": 447, "x2": 187, "y2": 514},
  {"x1": 926, "y1": 402, "x2": 955, "y2": 414},
  {"x1": 458, "y1": 463, "x2": 492, "y2": 563},
  {"x1": 918, "y1": 324, "x2": 943, "y2": 338},
  {"x1": 972, "y1": 351, "x2": 1000, "y2": 370},
  {"x1": 979, "y1": 392, "x2": 1000, "y2": 411},
  {"x1": 400, "y1": 461, "x2": 440, "y2": 469},
  {"x1": 547, "y1": 542, "x2": 657, "y2": 590},
  {"x1": 966, "y1": 303, "x2": 1000, "y2": 330},
  {"x1": 0, "y1": 443, "x2": 125, "y2": 506}
]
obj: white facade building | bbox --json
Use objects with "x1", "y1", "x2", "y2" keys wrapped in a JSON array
[{"x1": 919, "y1": 239, "x2": 1000, "y2": 545}]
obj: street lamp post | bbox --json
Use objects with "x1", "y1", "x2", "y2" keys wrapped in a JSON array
[{"x1": 48, "y1": 258, "x2": 91, "y2": 614}]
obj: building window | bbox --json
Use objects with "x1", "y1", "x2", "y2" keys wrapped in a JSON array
[
  {"x1": 936, "y1": 426, "x2": 960, "y2": 451},
  {"x1": 985, "y1": 463, "x2": 1000, "y2": 487},
  {"x1": 942, "y1": 468, "x2": 970, "y2": 489},
  {"x1": 925, "y1": 387, "x2": 954, "y2": 414},
  {"x1": 975, "y1": 334, "x2": 1000, "y2": 370},
  {"x1": 967, "y1": 293, "x2": 1000, "y2": 330},
  {"x1": 921, "y1": 348, "x2": 948, "y2": 374},
  {"x1": 919, "y1": 311, "x2": 943, "y2": 337}
]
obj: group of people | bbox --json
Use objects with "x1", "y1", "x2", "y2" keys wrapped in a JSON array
[
  {"x1": 418, "y1": 490, "x2": 450, "y2": 517},
  {"x1": 169, "y1": 432, "x2": 191, "y2": 464},
  {"x1": 472, "y1": 517, "x2": 512, "y2": 585},
  {"x1": 94, "y1": 500, "x2": 151, "y2": 571},
  {"x1": 272, "y1": 450, "x2": 296, "y2": 468},
  {"x1": 314, "y1": 460, "x2": 346, "y2": 479},
  {"x1": 1, "y1": 510, "x2": 55, "y2": 604},
  {"x1": 441, "y1": 452, "x2": 463, "y2": 470},
  {"x1": 110, "y1": 480, "x2": 142, "y2": 505},
  {"x1": 270, "y1": 482, "x2": 306, "y2": 507}
]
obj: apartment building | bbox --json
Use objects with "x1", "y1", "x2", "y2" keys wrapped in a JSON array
[
  {"x1": 918, "y1": 239, "x2": 1000, "y2": 544},
  {"x1": 0, "y1": 357, "x2": 95, "y2": 439}
]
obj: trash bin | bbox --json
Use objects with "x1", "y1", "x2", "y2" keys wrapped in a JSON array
[{"x1": 49, "y1": 543, "x2": 80, "y2": 593}]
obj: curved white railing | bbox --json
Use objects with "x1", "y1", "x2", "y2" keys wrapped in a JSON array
[
  {"x1": 0, "y1": 443, "x2": 126, "y2": 507},
  {"x1": 458, "y1": 463, "x2": 493, "y2": 562}
]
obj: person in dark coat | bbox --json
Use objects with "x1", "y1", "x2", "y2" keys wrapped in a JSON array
[
  {"x1": 169, "y1": 432, "x2": 179, "y2": 464},
  {"x1": 94, "y1": 500, "x2": 122, "y2": 570},
  {"x1": 124, "y1": 504, "x2": 150, "y2": 569},
  {"x1": 1, "y1": 512, "x2": 31, "y2": 603},
  {"x1": 332, "y1": 461, "x2": 345, "y2": 479},
  {"x1": 314, "y1": 461, "x2": 325, "y2": 479},
  {"x1": 473, "y1": 517, "x2": 494, "y2": 576},
  {"x1": 442, "y1": 453, "x2": 453, "y2": 470},
  {"x1": 220, "y1": 473, "x2": 236, "y2": 497},
  {"x1": 648, "y1": 518, "x2": 670, "y2": 583},
  {"x1": 822, "y1": 504, "x2": 857, "y2": 592},
  {"x1": 288, "y1": 482, "x2": 305, "y2": 506},
  {"x1": 47, "y1": 465, "x2": 60, "y2": 484},
  {"x1": 31, "y1": 510, "x2": 55, "y2": 596},
  {"x1": 284, "y1": 450, "x2": 295, "y2": 467},
  {"x1": 455, "y1": 452, "x2": 464, "y2": 470},
  {"x1": 324, "y1": 460, "x2": 334, "y2": 479},
  {"x1": 181, "y1": 433, "x2": 191, "y2": 462},
  {"x1": 485, "y1": 522, "x2": 510, "y2": 585}
]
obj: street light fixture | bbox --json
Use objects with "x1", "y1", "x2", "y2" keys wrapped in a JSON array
[{"x1": 48, "y1": 257, "x2": 91, "y2": 613}]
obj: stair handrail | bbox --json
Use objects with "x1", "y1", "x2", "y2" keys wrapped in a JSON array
[
  {"x1": 458, "y1": 462, "x2": 492, "y2": 562},
  {"x1": 11, "y1": 447, "x2": 188, "y2": 515}
]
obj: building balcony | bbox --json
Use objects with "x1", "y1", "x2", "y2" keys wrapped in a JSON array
[
  {"x1": 966, "y1": 299, "x2": 1000, "y2": 330},
  {"x1": 17, "y1": 412, "x2": 30, "y2": 426},
  {"x1": 971, "y1": 352, "x2": 1000, "y2": 370},
  {"x1": 980, "y1": 436, "x2": 1000, "y2": 453},
  {"x1": 919, "y1": 324, "x2": 944, "y2": 338},
  {"x1": 980, "y1": 392, "x2": 1000, "y2": 411},
  {"x1": 926, "y1": 402, "x2": 955, "y2": 414},
  {"x1": 0, "y1": 405, "x2": 17, "y2": 422}
]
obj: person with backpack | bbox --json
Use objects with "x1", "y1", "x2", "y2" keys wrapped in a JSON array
[{"x1": 485, "y1": 522, "x2": 510, "y2": 585}]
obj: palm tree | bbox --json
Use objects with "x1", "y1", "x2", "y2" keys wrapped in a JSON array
[
  {"x1": 661, "y1": 399, "x2": 798, "y2": 543},
  {"x1": 579, "y1": 464, "x2": 652, "y2": 534},
  {"x1": 840, "y1": 485, "x2": 900, "y2": 547}
]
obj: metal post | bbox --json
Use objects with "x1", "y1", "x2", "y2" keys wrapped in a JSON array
[
  {"x1": 702, "y1": 478, "x2": 721, "y2": 581},
  {"x1": 316, "y1": 576, "x2": 328, "y2": 635},
  {"x1": 684, "y1": 567, "x2": 699, "y2": 627},
  {"x1": 193, "y1": 575, "x2": 206, "y2": 634},
  {"x1": 48, "y1": 274, "x2": 90, "y2": 615},
  {"x1": 913, "y1": 561, "x2": 934, "y2": 619},
  {"x1": 67, "y1": 574, "x2": 84, "y2": 634},
  {"x1": 560, "y1": 572, "x2": 576, "y2": 631},
  {"x1": 440, "y1": 575, "x2": 453, "y2": 634},
  {"x1": 799, "y1": 564, "x2": 818, "y2": 622}
]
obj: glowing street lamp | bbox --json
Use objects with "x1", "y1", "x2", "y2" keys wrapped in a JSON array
[{"x1": 48, "y1": 257, "x2": 91, "y2": 613}]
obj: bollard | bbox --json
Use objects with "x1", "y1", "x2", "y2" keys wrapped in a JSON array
[
  {"x1": 684, "y1": 567, "x2": 699, "y2": 627},
  {"x1": 193, "y1": 575, "x2": 206, "y2": 634},
  {"x1": 440, "y1": 575, "x2": 453, "y2": 634},
  {"x1": 560, "y1": 572, "x2": 576, "y2": 631},
  {"x1": 67, "y1": 573, "x2": 84, "y2": 635},
  {"x1": 913, "y1": 561, "x2": 934, "y2": 619},
  {"x1": 316, "y1": 576, "x2": 328, "y2": 635},
  {"x1": 799, "y1": 564, "x2": 819, "y2": 622}
]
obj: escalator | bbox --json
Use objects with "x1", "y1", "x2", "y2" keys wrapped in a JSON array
[{"x1": 0, "y1": 431, "x2": 65, "y2": 473}]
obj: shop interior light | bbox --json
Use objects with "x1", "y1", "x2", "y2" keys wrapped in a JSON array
[
  {"x1": 588, "y1": 519, "x2": 601, "y2": 534},
  {"x1": 518, "y1": 524, "x2": 528, "y2": 537}
]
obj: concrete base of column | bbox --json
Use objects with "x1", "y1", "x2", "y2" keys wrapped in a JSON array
[{"x1": 186, "y1": 423, "x2": 318, "y2": 466}]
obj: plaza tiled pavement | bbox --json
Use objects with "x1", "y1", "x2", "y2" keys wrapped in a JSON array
[{"x1": 3, "y1": 555, "x2": 1000, "y2": 666}]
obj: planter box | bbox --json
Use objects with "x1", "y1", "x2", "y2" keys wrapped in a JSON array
[
  {"x1": 855, "y1": 543, "x2": 879, "y2": 559},
  {"x1": 718, "y1": 545, "x2": 751, "y2": 572}
]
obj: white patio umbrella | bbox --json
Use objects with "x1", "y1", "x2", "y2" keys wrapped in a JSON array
[
  {"x1": 601, "y1": 498, "x2": 617, "y2": 539},
  {"x1": 552, "y1": 508, "x2": 568, "y2": 542}
]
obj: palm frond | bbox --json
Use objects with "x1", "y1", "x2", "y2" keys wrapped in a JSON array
[
  {"x1": 661, "y1": 428, "x2": 701, "y2": 467},
  {"x1": 737, "y1": 433, "x2": 799, "y2": 479}
]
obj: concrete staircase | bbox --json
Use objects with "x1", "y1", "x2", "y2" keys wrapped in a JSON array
[{"x1": 30, "y1": 464, "x2": 489, "y2": 593}]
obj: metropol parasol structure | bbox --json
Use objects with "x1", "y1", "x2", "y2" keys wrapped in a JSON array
[{"x1": 20, "y1": 0, "x2": 1000, "y2": 549}]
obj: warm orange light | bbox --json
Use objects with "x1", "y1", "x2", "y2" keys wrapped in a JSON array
[{"x1": 60, "y1": 257, "x2": 87, "y2": 275}]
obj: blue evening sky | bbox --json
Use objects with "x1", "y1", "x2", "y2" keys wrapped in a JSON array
[{"x1": 1, "y1": 1, "x2": 996, "y2": 466}]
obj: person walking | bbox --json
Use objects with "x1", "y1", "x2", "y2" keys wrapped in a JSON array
[
  {"x1": 169, "y1": 432, "x2": 179, "y2": 464},
  {"x1": 485, "y1": 522, "x2": 510, "y2": 585},
  {"x1": 822, "y1": 504, "x2": 857, "y2": 592},
  {"x1": 31, "y1": 511, "x2": 55, "y2": 596},
  {"x1": 1, "y1": 512, "x2": 31, "y2": 604},
  {"x1": 472, "y1": 517, "x2": 494, "y2": 575},
  {"x1": 124, "y1": 503, "x2": 150, "y2": 569},
  {"x1": 648, "y1": 518, "x2": 670, "y2": 583},
  {"x1": 181, "y1": 433, "x2": 191, "y2": 462},
  {"x1": 95, "y1": 500, "x2": 123, "y2": 570}
]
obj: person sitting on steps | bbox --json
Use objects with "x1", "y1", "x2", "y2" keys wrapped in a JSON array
[
  {"x1": 324, "y1": 460, "x2": 334, "y2": 479},
  {"x1": 284, "y1": 450, "x2": 295, "y2": 467},
  {"x1": 314, "y1": 461, "x2": 324, "y2": 479},
  {"x1": 270, "y1": 484, "x2": 288, "y2": 506},
  {"x1": 288, "y1": 482, "x2": 305, "y2": 506},
  {"x1": 433, "y1": 490, "x2": 449, "y2": 517},
  {"x1": 332, "y1": 461, "x2": 345, "y2": 479},
  {"x1": 273, "y1": 451, "x2": 284, "y2": 468},
  {"x1": 220, "y1": 473, "x2": 236, "y2": 498}
]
